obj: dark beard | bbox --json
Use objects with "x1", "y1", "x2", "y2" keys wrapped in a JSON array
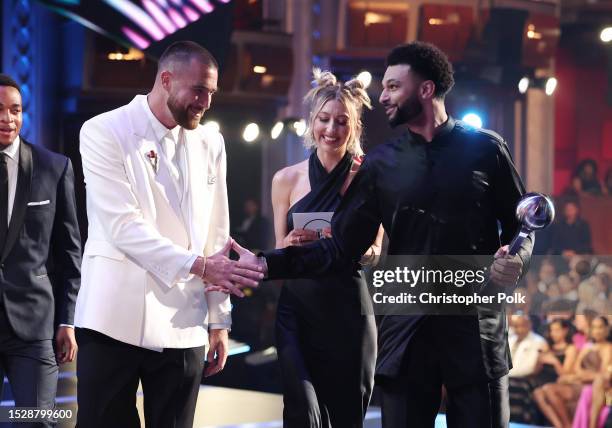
[
  {"x1": 167, "y1": 94, "x2": 199, "y2": 130},
  {"x1": 388, "y1": 93, "x2": 423, "y2": 128}
]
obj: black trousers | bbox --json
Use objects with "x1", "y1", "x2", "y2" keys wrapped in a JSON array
[
  {"x1": 0, "y1": 305, "x2": 58, "y2": 428},
  {"x1": 75, "y1": 328, "x2": 206, "y2": 428},
  {"x1": 276, "y1": 282, "x2": 376, "y2": 428},
  {"x1": 380, "y1": 317, "x2": 510, "y2": 428}
]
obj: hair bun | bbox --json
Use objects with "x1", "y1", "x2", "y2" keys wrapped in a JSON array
[
  {"x1": 344, "y1": 77, "x2": 372, "y2": 111},
  {"x1": 344, "y1": 77, "x2": 365, "y2": 92},
  {"x1": 311, "y1": 68, "x2": 337, "y2": 88}
]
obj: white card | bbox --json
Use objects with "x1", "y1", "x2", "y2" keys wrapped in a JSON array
[{"x1": 292, "y1": 211, "x2": 334, "y2": 231}]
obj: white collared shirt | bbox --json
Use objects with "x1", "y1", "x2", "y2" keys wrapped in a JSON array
[
  {"x1": 508, "y1": 331, "x2": 547, "y2": 378},
  {"x1": 141, "y1": 96, "x2": 196, "y2": 280},
  {"x1": 1, "y1": 136, "x2": 20, "y2": 226}
]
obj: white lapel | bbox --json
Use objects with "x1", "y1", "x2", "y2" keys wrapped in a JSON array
[{"x1": 129, "y1": 96, "x2": 187, "y2": 232}]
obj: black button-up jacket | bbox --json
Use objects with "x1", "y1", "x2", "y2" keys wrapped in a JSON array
[{"x1": 264, "y1": 117, "x2": 534, "y2": 384}]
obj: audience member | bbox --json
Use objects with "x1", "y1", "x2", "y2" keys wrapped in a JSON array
[
  {"x1": 508, "y1": 314, "x2": 548, "y2": 423},
  {"x1": 571, "y1": 159, "x2": 603, "y2": 196},
  {"x1": 509, "y1": 314, "x2": 548, "y2": 378},
  {"x1": 574, "y1": 311, "x2": 599, "y2": 352},
  {"x1": 550, "y1": 199, "x2": 593, "y2": 258},
  {"x1": 536, "y1": 319, "x2": 578, "y2": 386},
  {"x1": 571, "y1": 370, "x2": 611, "y2": 428}
]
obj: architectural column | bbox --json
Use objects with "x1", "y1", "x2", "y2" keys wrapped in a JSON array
[{"x1": 525, "y1": 89, "x2": 555, "y2": 194}]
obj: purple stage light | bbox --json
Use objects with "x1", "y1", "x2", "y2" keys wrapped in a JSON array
[{"x1": 143, "y1": 0, "x2": 177, "y2": 35}]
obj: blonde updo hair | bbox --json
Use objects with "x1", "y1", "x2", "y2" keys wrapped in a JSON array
[{"x1": 303, "y1": 69, "x2": 372, "y2": 157}]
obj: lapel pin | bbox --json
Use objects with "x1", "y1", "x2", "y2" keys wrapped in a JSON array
[{"x1": 146, "y1": 150, "x2": 159, "y2": 173}]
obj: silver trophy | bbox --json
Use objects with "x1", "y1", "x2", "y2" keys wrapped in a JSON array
[
  {"x1": 507, "y1": 192, "x2": 555, "y2": 255},
  {"x1": 479, "y1": 192, "x2": 555, "y2": 295}
]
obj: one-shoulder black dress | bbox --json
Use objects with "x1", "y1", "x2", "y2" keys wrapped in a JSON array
[{"x1": 275, "y1": 151, "x2": 377, "y2": 428}]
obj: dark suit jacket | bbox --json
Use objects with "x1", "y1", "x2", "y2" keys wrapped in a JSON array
[
  {"x1": 0, "y1": 138, "x2": 81, "y2": 341},
  {"x1": 264, "y1": 118, "x2": 534, "y2": 386}
]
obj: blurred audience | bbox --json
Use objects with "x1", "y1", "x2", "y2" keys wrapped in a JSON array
[
  {"x1": 550, "y1": 199, "x2": 593, "y2": 258},
  {"x1": 533, "y1": 316, "x2": 611, "y2": 428}
]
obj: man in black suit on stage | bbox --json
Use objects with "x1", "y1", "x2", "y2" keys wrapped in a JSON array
[
  {"x1": 231, "y1": 42, "x2": 533, "y2": 427},
  {"x1": 0, "y1": 74, "x2": 81, "y2": 426}
]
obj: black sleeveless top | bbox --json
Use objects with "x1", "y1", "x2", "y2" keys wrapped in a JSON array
[{"x1": 286, "y1": 150, "x2": 353, "y2": 232}]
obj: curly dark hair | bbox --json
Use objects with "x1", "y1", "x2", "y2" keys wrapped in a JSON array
[
  {"x1": 386, "y1": 42, "x2": 454, "y2": 99},
  {"x1": 0, "y1": 74, "x2": 21, "y2": 94}
]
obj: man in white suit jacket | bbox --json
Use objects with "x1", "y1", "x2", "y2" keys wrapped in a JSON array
[{"x1": 75, "y1": 41, "x2": 263, "y2": 428}]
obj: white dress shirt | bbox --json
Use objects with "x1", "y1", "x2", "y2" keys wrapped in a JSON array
[
  {"x1": 508, "y1": 331, "x2": 547, "y2": 377},
  {"x1": 1, "y1": 136, "x2": 19, "y2": 226},
  {"x1": 142, "y1": 97, "x2": 197, "y2": 279}
]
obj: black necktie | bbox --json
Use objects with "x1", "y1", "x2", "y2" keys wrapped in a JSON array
[{"x1": 0, "y1": 153, "x2": 8, "y2": 250}]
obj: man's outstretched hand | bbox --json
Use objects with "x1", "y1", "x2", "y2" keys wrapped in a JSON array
[
  {"x1": 205, "y1": 240, "x2": 268, "y2": 297},
  {"x1": 192, "y1": 239, "x2": 264, "y2": 297},
  {"x1": 232, "y1": 240, "x2": 267, "y2": 274}
]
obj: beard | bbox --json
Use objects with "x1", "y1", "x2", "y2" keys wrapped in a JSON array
[
  {"x1": 167, "y1": 94, "x2": 200, "y2": 130},
  {"x1": 388, "y1": 92, "x2": 423, "y2": 128}
]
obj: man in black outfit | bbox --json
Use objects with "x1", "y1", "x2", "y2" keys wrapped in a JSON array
[
  {"x1": 230, "y1": 42, "x2": 533, "y2": 427},
  {"x1": 0, "y1": 74, "x2": 81, "y2": 427}
]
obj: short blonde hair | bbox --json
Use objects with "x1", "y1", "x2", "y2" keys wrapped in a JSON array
[{"x1": 303, "y1": 69, "x2": 372, "y2": 157}]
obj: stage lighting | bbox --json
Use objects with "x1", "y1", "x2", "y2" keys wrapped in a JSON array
[
  {"x1": 202, "y1": 120, "x2": 220, "y2": 133},
  {"x1": 293, "y1": 120, "x2": 306, "y2": 137},
  {"x1": 518, "y1": 77, "x2": 530, "y2": 94},
  {"x1": 462, "y1": 113, "x2": 483, "y2": 129},
  {"x1": 271, "y1": 121, "x2": 284, "y2": 140},
  {"x1": 356, "y1": 71, "x2": 372, "y2": 88},
  {"x1": 545, "y1": 77, "x2": 557, "y2": 96},
  {"x1": 601, "y1": 27, "x2": 612, "y2": 43},
  {"x1": 242, "y1": 123, "x2": 260, "y2": 143}
]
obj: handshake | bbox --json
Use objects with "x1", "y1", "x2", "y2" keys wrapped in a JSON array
[{"x1": 190, "y1": 239, "x2": 267, "y2": 297}]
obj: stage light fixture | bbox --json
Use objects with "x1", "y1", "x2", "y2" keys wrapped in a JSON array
[
  {"x1": 601, "y1": 27, "x2": 612, "y2": 43},
  {"x1": 243, "y1": 123, "x2": 260, "y2": 143},
  {"x1": 462, "y1": 113, "x2": 483, "y2": 129},
  {"x1": 202, "y1": 120, "x2": 220, "y2": 133},
  {"x1": 545, "y1": 77, "x2": 557, "y2": 96},
  {"x1": 518, "y1": 77, "x2": 530, "y2": 94},
  {"x1": 356, "y1": 71, "x2": 372, "y2": 88},
  {"x1": 293, "y1": 120, "x2": 306, "y2": 137},
  {"x1": 271, "y1": 121, "x2": 284, "y2": 140}
]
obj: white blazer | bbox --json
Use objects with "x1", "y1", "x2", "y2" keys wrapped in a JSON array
[{"x1": 75, "y1": 95, "x2": 231, "y2": 349}]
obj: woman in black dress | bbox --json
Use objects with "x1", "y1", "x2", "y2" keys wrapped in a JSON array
[{"x1": 271, "y1": 69, "x2": 382, "y2": 427}]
